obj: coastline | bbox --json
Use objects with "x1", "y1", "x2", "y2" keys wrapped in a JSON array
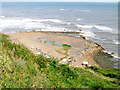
[
  {"x1": 4, "y1": 31, "x2": 115, "y2": 68},
  {"x1": 1, "y1": 32, "x2": 119, "y2": 88},
  {"x1": 1, "y1": 2, "x2": 119, "y2": 88}
]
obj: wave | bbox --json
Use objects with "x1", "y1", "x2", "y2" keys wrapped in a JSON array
[
  {"x1": 67, "y1": 23, "x2": 71, "y2": 25},
  {"x1": 76, "y1": 24, "x2": 113, "y2": 32},
  {"x1": 103, "y1": 50, "x2": 120, "y2": 59},
  {"x1": 0, "y1": 16, "x2": 6, "y2": 19},
  {"x1": 79, "y1": 31, "x2": 95, "y2": 38},
  {"x1": 30, "y1": 18, "x2": 63, "y2": 23},
  {"x1": 76, "y1": 25, "x2": 94, "y2": 29},
  {"x1": 59, "y1": 9, "x2": 68, "y2": 11},
  {"x1": 113, "y1": 40, "x2": 120, "y2": 45},
  {"x1": 0, "y1": 18, "x2": 44, "y2": 30},
  {"x1": 0, "y1": 17, "x2": 64, "y2": 31},
  {"x1": 76, "y1": 18, "x2": 82, "y2": 21},
  {"x1": 45, "y1": 19, "x2": 62, "y2": 23},
  {"x1": 95, "y1": 37, "x2": 119, "y2": 44},
  {"x1": 94, "y1": 37, "x2": 107, "y2": 41},
  {"x1": 36, "y1": 26, "x2": 65, "y2": 32},
  {"x1": 95, "y1": 26, "x2": 113, "y2": 31},
  {"x1": 80, "y1": 10, "x2": 91, "y2": 12}
]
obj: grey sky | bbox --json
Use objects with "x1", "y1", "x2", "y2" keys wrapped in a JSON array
[{"x1": 2, "y1": 0, "x2": 119, "y2": 2}]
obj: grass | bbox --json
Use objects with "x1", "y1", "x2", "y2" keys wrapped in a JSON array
[
  {"x1": 0, "y1": 33, "x2": 120, "y2": 88},
  {"x1": 88, "y1": 66, "x2": 120, "y2": 80}
]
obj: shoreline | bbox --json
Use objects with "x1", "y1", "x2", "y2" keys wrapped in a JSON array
[
  {"x1": 18, "y1": 30, "x2": 120, "y2": 59},
  {"x1": 3, "y1": 31, "x2": 116, "y2": 68}
]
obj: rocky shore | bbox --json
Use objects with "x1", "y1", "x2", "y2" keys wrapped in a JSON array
[{"x1": 4, "y1": 31, "x2": 113, "y2": 68}]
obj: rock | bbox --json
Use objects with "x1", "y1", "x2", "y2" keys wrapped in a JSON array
[
  {"x1": 61, "y1": 59, "x2": 68, "y2": 63},
  {"x1": 68, "y1": 59, "x2": 71, "y2": 62},
  {"x1": 73, "y1": 59, "x2": 77, "y2": 62},
  {"x1": 87, "y1": 65, "x2": 91, "y2": 67},
  {"x1": 82, "y1": 61, "x2": 89, "y2": 65},
  {"x1": 46, "y1": 56, "x2": 51, "y2": 59},
  {"x1": 36, "y1": 52, "x2": 42, "y2": 55}
]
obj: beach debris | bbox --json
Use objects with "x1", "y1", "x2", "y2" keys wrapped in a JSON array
[
  {"x1": 68, "y1": 59, "x2": 71, "y2": 62},
  {"x1": 68, "y1": 59, "x2": 76, "y2": 62},
  {"x1": 59, "y1": 58, "x2": 76, "y2": 64},
  {"x1": 43, "y1": 52, "x2": 47, "y2": 55},
  {"x1": 34, "y1": 49, "x2": 45, "y2": 56},
  {"x1": 82, "y1": 61, "x2": 89, "y2": 66},
  {"x1": 38, "y1": 49, "x2": 42, "y2": 52},
  {"x1": 59, "y1": 59, "x2": 70, "y2": 64},
  {"x1": 36, "y1": 52, "x2": 42, "y2": 55},
  {"x1": 61, "y1": 59, "x2": 68, "y2": 63},
  {"x1": 87, "y1": 65, "x2": 92, "y2": 67},
  {"x1": 73, "y1": 59, "x2": 77, "y2": 62},
  {"x1": 46, "y1": 56, "x2": 51, "y2": 59}
]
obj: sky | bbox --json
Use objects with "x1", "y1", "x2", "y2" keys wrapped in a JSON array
[{"x1": 1, "y1": 0, "x2": 119, "y2": 2}]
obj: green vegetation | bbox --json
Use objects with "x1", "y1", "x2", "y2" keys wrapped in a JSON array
[
  {"x1": 43, "y1": 41, "x2": 72, "y2": 48},
  {"x1": 0, "y1": 34, "x2": 119, "y2": 88},
  {"x1": 43, "y1": 41, "x2": 62, "y2": 47},
  {"x1": 62, "y1": 44, "x2": 72, "y2": 48},
  {"x1": 88, "y1": 66, "x2": 120, "y2": 80}
]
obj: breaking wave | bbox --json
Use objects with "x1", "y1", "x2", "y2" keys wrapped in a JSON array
[
  {"x1": 80, "y1": 10, "x2": 91, "y2": 12},
  {"x1": 79, "y1": 31, "x2": 95, "y2": 38},
  {"x1": 0, "y1": 17, "x2": 63, "y2": 31},
  {"x1": 59, "y1": 8, "x2": 68, "y2": 11},
  {"x1": 0, "y1": 16, "x2": 6, "y2": 19},
  {"x1": 76, "y1": 24, "x2": 113, "y2": 32},
  {"x1": 76, "y1": 18, "x2": 82, "y2": 21},
  {"x1": 103, "y1": 50, "x2": 120, "y2": 59},
  {"x1": 113, "y1": 40, "x2": 120, "y2": 45}
]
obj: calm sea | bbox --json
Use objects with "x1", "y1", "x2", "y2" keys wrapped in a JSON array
[{"x1": 0, "y1": 2, "x2": 119, "y2": 58}]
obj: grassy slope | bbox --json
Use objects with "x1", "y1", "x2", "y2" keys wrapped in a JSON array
[{"x1": 0, "y1": 34, "x2": 120, "y2": 88}]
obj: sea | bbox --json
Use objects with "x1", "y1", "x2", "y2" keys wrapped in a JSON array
[{"x1": 0, "y1": 2, "x2": 119, "y2": 59}]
